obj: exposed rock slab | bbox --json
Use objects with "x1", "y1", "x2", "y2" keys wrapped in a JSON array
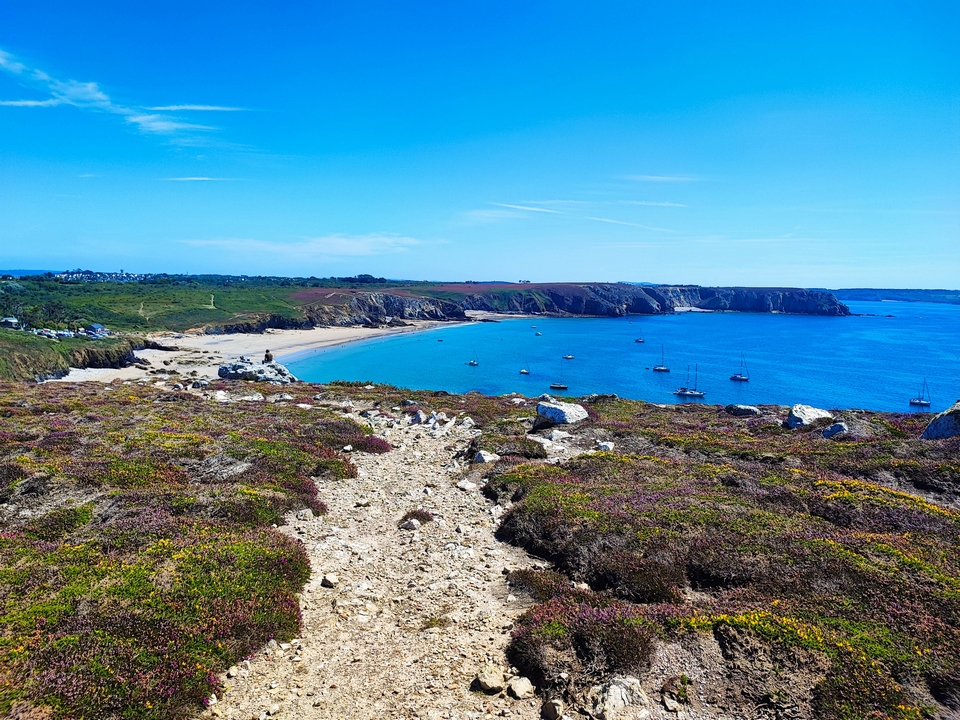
[
  {"x1": 536, "y1": 400, "x2": 588, "y2": 426},
  {"x1": 218, "y1": 359, "x2": 299, "y2": 384},
  {"x1": 786, "y1": 404, "x2": 833, "y2": 429},
  {"x1": 921, "y1": 401, "x2": 960, "y2": 440}
]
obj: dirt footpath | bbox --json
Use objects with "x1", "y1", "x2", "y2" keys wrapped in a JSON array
[{"x1": 205, "y1": 414, "x2": 542, "y2": 720}]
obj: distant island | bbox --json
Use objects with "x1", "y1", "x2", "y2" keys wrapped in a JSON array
[{"x1": 831, "y1": 288, "x2": 960, "y2": 305}]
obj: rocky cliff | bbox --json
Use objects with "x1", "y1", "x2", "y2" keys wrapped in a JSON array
[
  {"x1": 206, "y1": 285, "x2": 846, "y2": 336},
  {"x1": 460, "y1": 284, "x2": 849, "y2": 317},
  {"x1": 209, "y1": 293, "x2": 468, "y2": 334}
]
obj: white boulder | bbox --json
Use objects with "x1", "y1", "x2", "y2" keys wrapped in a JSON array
[
  {"x1": 589, "y1": 676, "x2": 652, "y2": 720},
  {"x1": 786, "y1": 404, "x2": 833, "y2": 429},
  {"x1": 474, "y1": 450, "x2": 501, "y2": 464},
  {"x1": 537, "y1": 400, "x2": 588, "y2": 425}
]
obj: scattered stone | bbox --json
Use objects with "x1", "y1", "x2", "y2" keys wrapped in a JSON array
[
  {"x1": 474, "y1": 450, "x2": 501, "y2": 464},
  {"x1": 476, "y1": 663, "x2": 506, "y2": 693},
  {"x1": 507, "y1": 676, "x2": 534, "y2": 700},
  {"x1": 226, "y1": 665, "x2": 239, "y2": 678},
  {"x1": 456, "y1": 479, "x2": 478, "y2": 492},
  {"x1": 725, "y1": 404, "x2": 761, "y2": 417},
  {"x1": 536, "y1": 400, "x2": 588, "y2": 426},
  {"x1": 217, "y1": 359, "x2": 299, "y2": 384},
  {"x1": 589, "y1": 676, "x2": 651, "y2": 720},
  {"x1": 320, "y1": 573, "x2": 339, "y2": 588},
  {"x1": 296, "y1": 508, "x2": 315, "y2": 522},
  {"x1": 921, "y1": 400, "x2": 960, "y2": 440},
  {"x1": 400, "y1": 518, "x2": 421, "y2": 530},
  {"x1": 541, "y1": 698, "x2": 565, "y2": 720},
  {"x1": 596, "y1": 441, "x2": 615, "y2": 452},
  {"x1": 822, "y1": 422, "x2": 849, "y2": 439},
  {"x1": 786, "y1": 403, "x2": 833, "y2": 429},
  {"x1": 267, "y1": 703, "x2": 281, "y2": 716},
  {"x1": 544, "y1": 429, "x2": 572, "y2": 441},
  {"x1": 460, "y1": 416, "x2": 476, "y2": 429}
]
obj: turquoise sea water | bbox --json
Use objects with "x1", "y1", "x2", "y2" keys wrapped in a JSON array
[{"x1": 285, "y1": 301, "x2": 960, "y2": 413}]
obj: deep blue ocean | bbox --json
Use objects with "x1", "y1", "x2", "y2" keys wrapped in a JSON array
[{"x1": 284, "y1": 301, "x2": 960, "y2": 413}]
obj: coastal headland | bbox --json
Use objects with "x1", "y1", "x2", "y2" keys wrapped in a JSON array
[
  {"x1": 0, "y1": 274, "x2": 850, "y2": 382},
  {"x1": 3, "y1": 376, "x2": 960, "y2": 720}
]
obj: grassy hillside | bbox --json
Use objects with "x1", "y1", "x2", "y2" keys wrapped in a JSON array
[
  {"x1": 478, "y1": 399, "x2": 960, "y2": 718},
  {"x1": 0, "y1": 380, "x2": 390, "y2": 718},
  {"x1": 0, "y1": 329, "x2": 147, "y2": 381}
]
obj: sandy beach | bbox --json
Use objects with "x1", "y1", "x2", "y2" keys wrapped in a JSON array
[{"x1": 51, "y1": 312, "x2": 519, "y2": 383}]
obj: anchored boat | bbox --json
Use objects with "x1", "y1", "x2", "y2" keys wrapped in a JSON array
[
  {"x1": 674, "y1": 364, "x2": 706, "y2": 399},
  {"x1": 653, "y1": 345, "x2": 670, "y2": 372},
  {"x1": 909, "y1": 378, "x2": 932, "y2": 407}
]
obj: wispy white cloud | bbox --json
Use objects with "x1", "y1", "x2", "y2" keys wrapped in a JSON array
[
  {"x1": 0, "y1": 49, "x2": 26, "y2": 74},
  {"x1": 490, "y1": 202, "x2": 565, "y2": 214},
  {"x1": 178, "y1": 234, "x2": 421, "y2": 258},
  {"x1": 163, "y1": 176, "x2": 236, "y2": 182},
  {"x1": 148, "y1": 104, "x2": 246, "y2": 112},
  {"x1": 78, "y1": 173, "x2": 100, "y2": 178},
  {"x1": 0, "y1": 98, "x2": 60, "y2": 107},
  {"x1": 623, "y1": 174, "x2": 698, "y2": 182},
  {"x1": 586, "y1": 216, "x2": 675, "y2": 233},
  {"x1": 127, "y1": 115, "x2": 216, "y2": 134},
  {"x1": 521, "y1": 199, "x2": 687, "y2": 208},
  {"x1": 0, "y1": 47, "x2": 225, "y2": 139}
]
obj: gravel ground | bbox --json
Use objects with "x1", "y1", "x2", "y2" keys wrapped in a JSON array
[{"x1": 203, "y1": 411, "x2": 543, "y2": 720}]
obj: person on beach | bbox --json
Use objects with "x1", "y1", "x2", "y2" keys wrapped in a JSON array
[{"x1": 263, "y1": 349, "x2": 274, "y2": 364}]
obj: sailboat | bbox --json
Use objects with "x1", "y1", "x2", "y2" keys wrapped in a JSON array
[
  {"x1": 909, "y1": 378, "x2": 932, "y2": 407},
  {"x1": 550, "y1": 360, "x2": 568, "y2": 390},
  {"x1": 653, "y1": 345, "x2": 670, "y2": 372},
  {"x1": 635, "y1": 338, "x2": 645, "y2": 343},
  {"x1": 562, "y1": 354, "x2": 574, "y2": 360},
  {"x1": 674, "y1": 364, "x2": 705, "y2": 398},
  {"x1": 730, "y1": 353, "x2": 750, "y2": 382},
  {"x1": 467, "y1": 349, "x2": 479, "y2": 367}
]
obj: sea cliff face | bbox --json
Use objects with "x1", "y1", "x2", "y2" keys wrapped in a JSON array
[
  {"x1": 460, "y1": 284, "x2": 850, "y2": 317},
  {"x1": 208, "y1": 284, "x2": 847, "y2": 335}
]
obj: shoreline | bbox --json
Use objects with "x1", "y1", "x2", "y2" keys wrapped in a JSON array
[{"x1": 50, "y1": 312, "x2": 524, "y2": 384}]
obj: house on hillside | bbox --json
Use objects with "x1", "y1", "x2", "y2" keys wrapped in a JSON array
[
  {"x1": 0, "y1": 317, "x2": 19, "y2": 329},
  {"x1": 88, "y1": 323, "x2": 106, "y2": 333}
]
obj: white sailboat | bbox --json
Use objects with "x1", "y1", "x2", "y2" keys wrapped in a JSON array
[
  {"x1": 909, "y1": 378, "x2": 931, "y2": 407},
  {"x1": 653, "y1": 345, "x2": 670, "y2": 372},
  {"x1": 730, "y1": 353, "x2": 750, "y2": 382},
  {"x1": 674, "y1": 364, "x2": 706, "y2": 398}
]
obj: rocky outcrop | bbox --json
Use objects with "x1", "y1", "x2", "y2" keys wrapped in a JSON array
[
  {"x1": 208, "y1": 293, "x2": 467, "y2": 334},
  {"x1": 921, "y1": 401, "x2": 960, "y2": 440},
  {"x1": 218, "y1": 360, "x2": 299, "y2": 384},
  {"x1": 725, "y1": 404, "x2": 762, "y2": 417},
  {"x1": 786, "y1": 404, "x2": 834, "y2": 429},
  {"x1": 822, "y1": 422, "x2": 849, "y2": 439},
  {"x1": 458, "y1": 284, "x2": 849, "y2": 317},
  {"x1": 536, "y1": 399, "x2": 589, "y2": 426}
]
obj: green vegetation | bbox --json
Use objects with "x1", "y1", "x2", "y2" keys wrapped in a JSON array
[
  {"x1": 488, "y1": 398, "x2": 960, "y2": 718},
  {"x1": 0, "y1": 379, "x2": 390, "y2": 719},
  {"x1": 0, "y1": 329, "x2": 147, "y2": 381}
]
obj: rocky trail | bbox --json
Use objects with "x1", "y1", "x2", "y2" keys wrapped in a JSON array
[{"x1": 204, "y1": 410, "x2": 544, "y2": 720}]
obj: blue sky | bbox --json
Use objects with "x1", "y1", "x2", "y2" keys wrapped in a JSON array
[{"x1": 1, "y1": 1, "x2": 957, "y2": 287}]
